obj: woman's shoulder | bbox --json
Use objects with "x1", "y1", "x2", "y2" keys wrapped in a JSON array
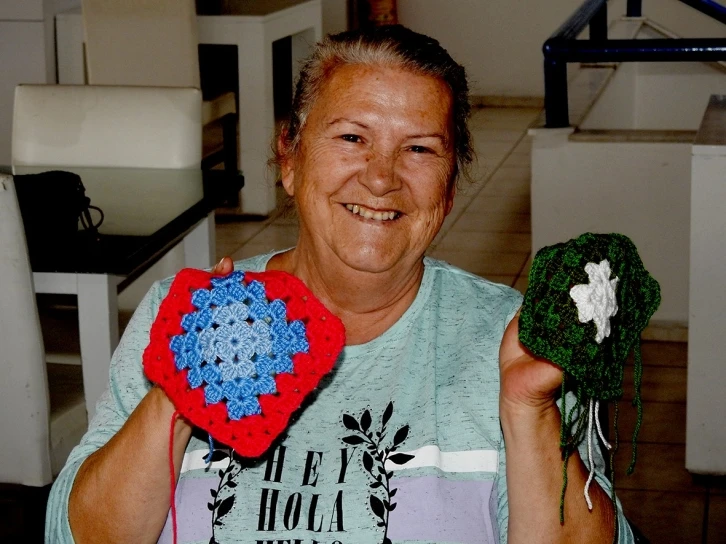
[
  {"x1": 424, "y1": 256, "x2": 523, "y2": 307},
  {"x1": 422, "y1": 256, "x2": 523, "y2": 330},
  {"x1": 418, "y1": 257, "x2": 523, "y2": 348}
]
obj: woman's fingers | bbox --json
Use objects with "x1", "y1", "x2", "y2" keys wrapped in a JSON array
[{"x1": 211, "y1": 256, "x2": 234, "y2": 275}]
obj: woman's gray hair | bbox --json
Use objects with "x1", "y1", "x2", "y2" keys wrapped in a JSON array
[{"x1": 275, "y1": 25, "x2": 473, "y2": 187}]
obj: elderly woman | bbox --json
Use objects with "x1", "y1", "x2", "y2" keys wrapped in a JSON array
[{"x1": 47, "y1": 26, "x2": 632, "y2": 543}]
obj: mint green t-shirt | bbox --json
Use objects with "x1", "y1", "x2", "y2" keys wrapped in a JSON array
[{"x1": 46, "y1": 255, "x2": 633, "y2": 543}]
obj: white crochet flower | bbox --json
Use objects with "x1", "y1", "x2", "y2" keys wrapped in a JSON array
[{"x1": 569, "y1": 260, "x2": 619, "y2": 344}]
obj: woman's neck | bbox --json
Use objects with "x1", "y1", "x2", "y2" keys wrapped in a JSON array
[{"x1": 267, "y1": 247, "x2": 425, "y2": 345}]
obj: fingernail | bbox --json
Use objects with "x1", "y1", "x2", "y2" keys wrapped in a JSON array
[{"x1": 217, "y1": 258, "x2": 224, "y2": 267}]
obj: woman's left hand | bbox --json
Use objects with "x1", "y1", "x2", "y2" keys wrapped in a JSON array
[
  {"x1": 499, "y1": 316, "x2": 616, "y2": 543},
  {"x1": 498, "y1": 314, "x2": 563, "y2": 413}
]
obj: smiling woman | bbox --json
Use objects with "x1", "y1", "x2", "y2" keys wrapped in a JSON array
[
  {"x1": 47, "y1": 25, "x2": 633, "y2": 544},
  {"x1": 272, "y1": 64, "x2": 458, "y2": 342}
]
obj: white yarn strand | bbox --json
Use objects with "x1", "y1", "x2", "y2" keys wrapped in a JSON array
[
  {"x1": 584, "y1": 398, "x2": 596, "y2": 511},
  {"x1": 594, "y1": 400, "x2": 612, "y2": 451}
]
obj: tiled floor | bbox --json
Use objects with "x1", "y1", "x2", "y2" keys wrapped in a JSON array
[{"x1": 3, "y1": 106, "x2": 722, "y2": 542}]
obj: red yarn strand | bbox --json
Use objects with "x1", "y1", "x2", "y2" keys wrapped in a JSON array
[{"x1": 169, "y1": 410, "x2": 180, "y2": 544}]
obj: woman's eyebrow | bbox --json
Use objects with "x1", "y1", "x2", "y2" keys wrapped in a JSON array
[
  {"x1": 406, "y1": 132, "x2": 450, "y2": 147},
  {"x1": 327, "y1": 117, "x2": 369, "y2": 129},
  {"x1": 407, "y1": 132, "x2": 448, "y2": 141}
]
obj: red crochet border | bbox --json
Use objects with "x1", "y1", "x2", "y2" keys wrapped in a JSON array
[{"x1": 143, "y1": 268, "x2": 345, "y2": 457}]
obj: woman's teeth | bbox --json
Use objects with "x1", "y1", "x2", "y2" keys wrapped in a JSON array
[{"x1": 345, "y1": 204, "x2": 399, "y2": 221}]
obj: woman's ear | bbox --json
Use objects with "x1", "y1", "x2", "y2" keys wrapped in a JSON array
[
  {"x1": 444, "y1": 182, "x2": 457, "y2": 216},
  {"x1": 278, "y1": 130, "x2": 295, "y2": 197}
]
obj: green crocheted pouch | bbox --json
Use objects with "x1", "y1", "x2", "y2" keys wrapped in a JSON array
[
  {"x1": 519, "y1": 232, "x2": 661, "y2": 522},
  {"x1": 520, "y1": 232, "x2": 660, "y2": 400}
]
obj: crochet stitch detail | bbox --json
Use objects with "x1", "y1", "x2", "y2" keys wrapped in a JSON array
[
  {"x1": 169, "y1": 271, "x2": 310, "y2": 421},
  {"x1": 569, "y1": 260, "x2": 619, "y2": 344},
  {"x1": 144, "y1": 268, "x2": 346, "y2": 458}
]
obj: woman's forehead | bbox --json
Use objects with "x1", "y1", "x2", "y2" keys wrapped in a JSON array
[
  {"x1": 310, "y1": 64, "x2": 454, "y2": 129},
  {"x1": 322, "y1": 63, "x2": 450, "y2": 99}
]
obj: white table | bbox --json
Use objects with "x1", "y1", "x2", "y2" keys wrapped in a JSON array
[
  {"x1": 55, "y1": 0, "x2": 322, "y2": 216},
  {"x1": 15, "y1": 166, "x2": 219, "y2": 419}
]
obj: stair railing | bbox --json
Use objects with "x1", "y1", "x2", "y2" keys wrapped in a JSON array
[{"x1": 544, "y1": 0, "x2": 726, "y2": 127}]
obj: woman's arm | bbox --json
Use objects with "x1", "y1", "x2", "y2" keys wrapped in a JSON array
[
  {"x1": 499, "y1": 315, "x2": 616, "y2": 544},
  {"x1": 68, "y1": 387, "x2": 192, "y2": 543},
  {"x1": 48, "y1": 259, "x2": 235, "y2": 543}
]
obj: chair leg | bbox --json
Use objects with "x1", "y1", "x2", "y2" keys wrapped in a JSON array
[
  {"x1": 0, "y1": 483, "x2": 52, "y2": 542},
  {"x1": 222, "y1": 113, "x2": 238, "y2": 174}
]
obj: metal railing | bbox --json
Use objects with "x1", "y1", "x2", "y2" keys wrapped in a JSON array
[
  {"x1": 668, "y1": 0, "x2": 726, "y2": 24},
  {"x1": 544, "y1": 0, "x2": 726, "y2": 127}
]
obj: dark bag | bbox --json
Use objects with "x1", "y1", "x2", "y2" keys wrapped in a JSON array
[{"x1": 13, "y1": 170, "x2": 103, "y2": 263}]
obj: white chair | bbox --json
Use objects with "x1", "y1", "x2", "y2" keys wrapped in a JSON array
[
  {"x1": 0, "y1": 173, "x2": 87, "y2": 486},
  {"x1": 12, "y1": 84, "x2": 202, "y2": 169},
  {"x1": 81, "y1": 0, "x2": 238, "y2": 173}
]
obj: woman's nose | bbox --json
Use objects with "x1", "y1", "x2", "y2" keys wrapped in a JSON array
[{"x1": 360, "y1": 148, "x2": 400, "y2": 196}]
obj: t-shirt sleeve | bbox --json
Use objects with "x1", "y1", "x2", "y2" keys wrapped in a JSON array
[
  {"x1": 494, "y1": 392, "x2": 636, "y2": 543},
  {"x1": 45, "y1": 280, "x2": 164, "y2": 542}
]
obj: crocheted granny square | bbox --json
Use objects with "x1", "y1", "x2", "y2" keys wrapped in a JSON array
[{"x1": 143, "y1": 268, "x2": 345, "y2": 457}]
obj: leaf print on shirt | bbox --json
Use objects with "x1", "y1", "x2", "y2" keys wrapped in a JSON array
[
  {"x1": 207, "y1": 447, "x2": 245, "y2": 544},
  {"x1": 342, "y1": 401, "x2": 414, "y2": 544}
]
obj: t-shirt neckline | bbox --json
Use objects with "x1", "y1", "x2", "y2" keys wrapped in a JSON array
[{"x1": 252, "y1": 249, "x2": 434, "y2": 356}]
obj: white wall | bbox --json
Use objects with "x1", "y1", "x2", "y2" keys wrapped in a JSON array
[
  {"x1": 397, "y1": 0, "x2": 726, "y2": 98},
  {"x1": 321, "y1": 0, "x2": 347, "y2": 35},
  {"x1": 582, "y1": 60, "x2": 726, "y2": 131},
  {"x1": 530, "y1": 131, "x2": 692, "y2": 324},
  {"x1": 398, "y1": 0, "x2": 585, "y2": 97},
  {"x1": 580, "y1": 62, "x2": 638, "y2": 130},
  {"x1": 635, "y1": 62, "x2": 726, "y2": 130},
  {"x1": 688, "y1": 133, "x2": 726, "y2": 474},
  {"x1": 645, "y1": 0, "x2": 726, "y2": 38}
]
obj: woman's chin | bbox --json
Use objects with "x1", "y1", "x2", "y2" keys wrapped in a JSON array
[{"x1": 333, "y1": 245, "x2": 419, "y2": 276}]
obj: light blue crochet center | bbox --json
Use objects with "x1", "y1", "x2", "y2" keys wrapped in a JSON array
[{"x1": 169, "y1": 270, "x2": 309, "y2": 420}]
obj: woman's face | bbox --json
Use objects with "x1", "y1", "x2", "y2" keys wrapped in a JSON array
[{"x1": 281, "y1": 63, "x2": 457, "y2": 276}]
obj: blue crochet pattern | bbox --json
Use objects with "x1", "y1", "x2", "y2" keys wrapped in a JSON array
[{"x1": 169, "y1": 271, "x2": 310, "y2": 420}]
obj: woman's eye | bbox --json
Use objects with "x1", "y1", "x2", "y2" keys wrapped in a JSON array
[
  {"x1": 409, "y1": 145, "x2": 432, "y2": 154},
  {"x1": 341, "y1": 134, "x2": 361, "y2": 143}
]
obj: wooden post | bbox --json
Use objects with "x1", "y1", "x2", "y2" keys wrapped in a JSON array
[{"x1": 366, "y1": 0, "x2": 398, "y2": 26}]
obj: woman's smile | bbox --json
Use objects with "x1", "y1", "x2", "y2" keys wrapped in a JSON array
[{"x1": 343, "y1": 203, "x2": 401, "y2": 221}]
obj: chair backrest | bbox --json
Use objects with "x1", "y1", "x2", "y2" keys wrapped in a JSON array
[
  {"x1": 82, "y1": 0, "x2": 201, "y2": 88},
  {"x1": 0, "y1": 174, "x2": 53, "y2": 486},
  {"x1": 11, "y1": 84, "x2": 202, "y2": 169}
]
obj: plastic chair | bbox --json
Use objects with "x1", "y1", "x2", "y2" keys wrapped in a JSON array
[
  {"x1": 0, "y1": 173, "x2": 87, "y2": 486},
  {"x1": 81, "y1": 0, "x2": 238, "y2": 173}
]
